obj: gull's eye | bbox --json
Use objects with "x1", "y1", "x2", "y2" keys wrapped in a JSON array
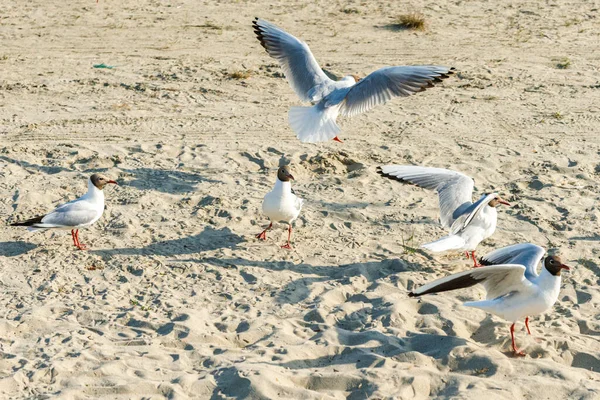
[{"x1": 550, "y1": 259, "x2": 555, "y2": 264}]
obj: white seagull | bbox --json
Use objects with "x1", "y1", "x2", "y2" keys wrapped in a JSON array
[
  {"x1": 256, "y1": 165, "x2": 304, "y2": 249},
  {"x1": 409, "y1": 243, "x2": 570, "y2": 356},
  {"x1": 378, "y1": 165, "x2": 510, "y2": 267},
  {"x1": 253, "y1": 18, "x2": 455, "y2": 144},
  {"x1": 10, "y1": 174, "x2": 117, "y2": 250}
]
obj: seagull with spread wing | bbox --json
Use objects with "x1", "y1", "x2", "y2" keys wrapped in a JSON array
[
  {"x1": 409, "y1": 243, "x2": 570, "y2": 356},
  {"x1": 253, "y1": 18, "x2": 455, "y2": 143},
  {"x1": 378, "y1": 165, "x2": 510, "y2": 267}
]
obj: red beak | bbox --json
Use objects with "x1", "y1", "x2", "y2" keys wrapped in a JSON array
[
  {"x1": 560, "y1": 263, "x2": 570, "y2": 271},
  {"x1": 107, "y1": 180, "x2": 118, "y2": 185},
  {"x1": 498, "y1": 199, "x2": 510, "y2": 206},
  {"x1": 287, "y1": 174, "x2": 295, "y2": 180}
]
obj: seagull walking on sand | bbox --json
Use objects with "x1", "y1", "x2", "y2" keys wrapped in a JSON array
[
  {"x1": 253, "y1": 18, "x2": 455, "y2": 143},
  {"x1": 378, "y1": 165, "x2": 510, "y2": 267},
  {"x1": 409, "y1": 243, "x2": 570, "y2": 356},
  {"x1": 10, "y1": 174, "x2": 117, "y2": 250},
  {"x1": 257, "y1": 166, "x2": 303, "y2": 249}
]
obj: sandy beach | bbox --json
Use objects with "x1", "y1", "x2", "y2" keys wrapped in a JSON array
[{"x1": 1, "y1": 0, "x2": 599, "y2": 398}]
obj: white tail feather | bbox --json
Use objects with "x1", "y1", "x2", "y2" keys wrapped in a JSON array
[
  {"x1": 421, "y1": 234, "x2": 466, "y2": 252},
  {"x1": 288, "y1": 104, "x2": 340, "y2": 143}
]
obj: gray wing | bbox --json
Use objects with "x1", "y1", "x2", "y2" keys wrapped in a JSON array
[
  {"x1": 449, "y1": 193, "x2": 496, "y2": 234},
  {"x1": 340, "y1": 66, "x2": 455, "y2": 117},
  {"x1": 36, "y1": 200, "x2": 100, "y2": 228},
  {"x1": 253, "y1": 18, "x2": 333, "y2": 102},
  {"x1": 378, "y1": 165, "x2": 474, "y2": 229},
  {"x1": 480, "y1": 243, "x2": 545, "y2": 281},
  {"x1": 409, "y1": 264, "x2": 532, "y2": 300}
]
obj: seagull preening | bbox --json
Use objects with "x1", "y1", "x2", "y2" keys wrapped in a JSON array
[
  {"x1": 256, "y1": 165, "x2": 304, "y2": 249},
  {"x1": 253, "y1": 18, "x2": 455, "y2": 144},
  {"x1": 409, "y1": 243, "x2": 570, "y2": 356},
  {"x1": 10, "y1": 174, "x2": 117, "y2": 250},
  {"x1": 378, "y1": 165, "x2": 510, "y2": 267}
]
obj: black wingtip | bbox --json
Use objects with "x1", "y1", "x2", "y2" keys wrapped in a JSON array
[
  {"x1": 377, "y1": 167, "x2": 412, "y2": 185},
  {"x1": 252, "y1": 19, "x2": 268, "y2": 50},
  {"x1": 9, "y1": 215, "x2": 44, "y2": 227},
  {"x1": 478, "y1": 257, "x2": 494, "y2": 266},
  {"x1": 408, "y1": 292, "x2": 418, "y2": 298}
]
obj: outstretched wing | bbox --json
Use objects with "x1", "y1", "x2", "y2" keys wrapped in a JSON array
[
  {"x1": 378, "y1": 165, "x2": 473, "y2": 229},
  {"x1": 480, "y1": 243, "x2": 545, "y2": 281},
  {"x1": 340, "y1": 66, "x2": 455, "y2": 117},
  {"x1": 253, "y1": 18, "x2": 333, "y2": 102},
  {"x1": 409, "y1": 264, "x2": 532, "y2": 300}
]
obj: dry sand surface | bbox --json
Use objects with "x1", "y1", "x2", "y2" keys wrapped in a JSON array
[{"x1": 1, "y1": 0, "x2": 600, "y2": 398}]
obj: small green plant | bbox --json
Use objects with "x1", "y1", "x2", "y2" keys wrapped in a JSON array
[
  {"x1": 564, "y1": 18, "x2": 580, "y2": 27},
  {"x1": 555, "y1": 57, "x2": 571, "y2": 69},
  {"x1": 401, "y1": 228, "x2": 418, "y2": 254},
  {"x1": 341, "y1": 7, "x2": 360, "y2": 14},
  {"x1": 551, "y1": 111, "x2": 563, "y2": 120},
  {"x1": 228, "y1": 70, "x2": 252, "y2": 80},
  {"x1": 395, "y1": 13, "x2": 426, "y2": 31}
]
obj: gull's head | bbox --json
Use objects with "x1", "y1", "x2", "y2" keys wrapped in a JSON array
[
  {"x1": 277, "y1": 165, "x2": 294, "y2": 182},
  {"x1": 544, "y1": 255, "x2": 570, "y2": 276},
  {"x1": 341, "y1": 74, "x2": 361, "y2": 83},
  {"x1": 487, "y1": 194, "x2": 510, "y2": 208},
  {"x1": 90, "y1": 174, "x2": 118, "y2": 190}
]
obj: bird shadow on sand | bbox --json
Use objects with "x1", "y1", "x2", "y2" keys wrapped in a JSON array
[
  {"x1": 570, "y1": 234, "x2": 600, "y2": 241},
  {"x1": 119, "y1": 167, "x2": 221, "y2": 194},
  {"x1": 199, "y1": 256, "x2": 433, "y2": 304},
  {"x1": 263, "y1": 326, "x2": 466, "y2": 392},
  {"x1": 0, "y1": 241, "x2": 37, "y2": 257},
  {"x1": 0, "y1": 156, "x2": 221, "y2": 195},
  {"x1": 92, "y1": 226, "x2": 243, "y2": 258},
  {"x1": 0, "y1": 155, "x2": 70, "y2": 175},
  {"x1": 377, "y1": 23, "x2": 417, "y2": 32}
]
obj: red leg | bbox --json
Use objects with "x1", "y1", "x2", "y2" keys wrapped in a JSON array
[
  {"x1": 333, "y1": 136, "x2": 343, "y2": 143},
  {"x1": 75, "y1": 230, "x2": 87, "y2": 250},
  {"x1": 471, "y1": 251, "x2": 482, "y2": 268},
  {"x1": 256, "y1": 222, "x2": 272, "y2": 241},
  {"x1": 525, "y1": 317, "x2": 531, "y2": 335},
  {"x1": 465, "y1": 251, "x2": 470, "y2": 259},
  {"x1": 71, "y1": 229, "x2": 78, "y2": 247},
  {"x1": 281, "y1": 224, "x2": 292, "y2": 249},
  {"x1": 510, "y1": 323, "x2": 526, "y2": 356}
]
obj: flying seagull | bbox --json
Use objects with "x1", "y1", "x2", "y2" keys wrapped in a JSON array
[
  {"x1": 378, "y1": 165, "x2": 510, "y2": 267},
  {"x1": 409, "y1": 243, "x2": 570, "y2": 356},
  {"x1": 253, "y1": 18, "x2": 455, "y2": 143},
  {"x1": 10, "y1": 174, "x2": 117, "y2": 250}
]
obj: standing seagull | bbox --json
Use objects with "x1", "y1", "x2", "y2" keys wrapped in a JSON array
[
  {"x1": 378, "y1": 165, "x2": 510, "y2": 267},
  {"x1": 256, "y1": 165, "x2": 304, "y2": 249},
  {"x1": 10, "y1": 174, "x2": 117, "y2": 250},
  {"x1": 253, "y1": 18, "x2": 455, "y2": 143},
  {"x1": 409, "y1": 243, "x2": 570, "y2": 356}
]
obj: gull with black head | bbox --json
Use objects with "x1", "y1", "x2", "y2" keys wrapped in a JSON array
[
  {"x1": 409, "y1": 243, "x2": 570, "y2": 356},
  {"x1": 10, "y1": 174, "x2": 117, "y2": 250},
  {"x1": 378, "y1": 165, "x2": 510, "y2": 267},
  {"x1": 256, "y1": 165, "x2": 304, "y2": 249}
]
